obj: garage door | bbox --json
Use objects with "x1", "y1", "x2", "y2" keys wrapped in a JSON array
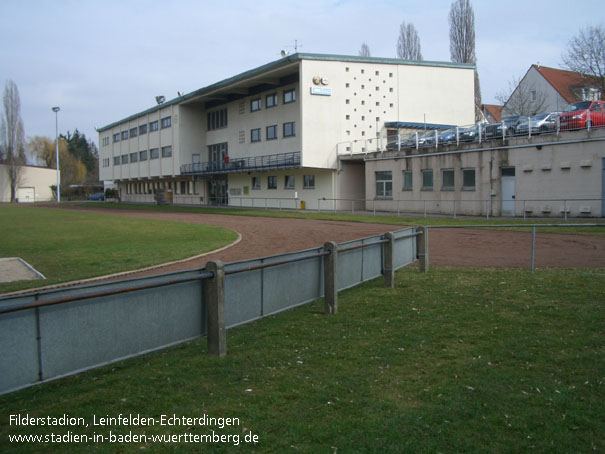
[{"x1": 17, "y1": 187, "x2": 35, "y2": 203}]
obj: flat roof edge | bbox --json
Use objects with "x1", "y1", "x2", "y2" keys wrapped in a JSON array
[{"x1": 98, "y1": 53, "x2": 474, "y2": 133}]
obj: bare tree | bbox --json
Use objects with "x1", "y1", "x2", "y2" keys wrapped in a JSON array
[
  {"x1": 396, "y1": 21, "x2": 422, "y2": 61},
  {"x1": 449, "y1": 0, "x2": 482, "y2": 120},
  {"x1": 359, "y1": 42, "x2": 371, "y2": 57},
  {"x1": 1, "y1": 80, "x2": 26, "y2": 202},
  {"x1": 562, "y1": 24, "x2": 605, "y2": 99},
  {"x1": 496, "y1": 76, "x2": 548, "y2": 116}
]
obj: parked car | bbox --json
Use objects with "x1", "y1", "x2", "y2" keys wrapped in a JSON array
[
  {"x1": 559, "y1": 100, "x2": 605, "y2": 130},
  {"x1": 483, "y1": 115, "x2": 522, "y2": 138},
  {"x1": 515, "y1": 112, "x2": 561, "y2": 135},
  {"x1": 88, "y1": 192, "x2": 105, "y2": 201},
  {"x1": 423, "y1": 128, "x2": 458, "y2": 146},
  {"x1": 458, "y1": 124, "x2": 481, "y2": 142}
]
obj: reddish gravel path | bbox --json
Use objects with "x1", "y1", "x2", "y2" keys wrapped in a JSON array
[{"x1": 36, "y1": 206, "x2": 605, "y2": 286}]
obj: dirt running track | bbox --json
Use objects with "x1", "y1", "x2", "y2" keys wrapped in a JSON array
[{"x1": 43, "y1": 206, "x2": 605, "y2": 285}]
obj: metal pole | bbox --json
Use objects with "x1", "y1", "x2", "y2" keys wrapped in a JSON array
[
  {"x1": 52, "y1": 106, "x2": 60, "y2": 202},
  {"x1": 564, "y1": 200, "x2": 568, "y2": 221},
  {"x1": 424, "y1": 200, "x2": 427, "y2": 218},
  {"x1": 530, "y1": 226, "x2": 536, "y2": 274}
]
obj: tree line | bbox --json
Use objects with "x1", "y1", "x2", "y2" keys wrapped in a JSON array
[{"x1": 0, "y1": 80, "x2": 98, "y2": 202}]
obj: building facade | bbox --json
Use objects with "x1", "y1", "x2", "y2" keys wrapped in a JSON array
[
  {"x1": 98, "y1": 53, "x2": 475, "y2": 209},
  {"x1": 363, "y1": 128, "x2": 605, "y2": 218},
  {"x1": 0, "y1": 164, "x2": 56, "y2": 203}
]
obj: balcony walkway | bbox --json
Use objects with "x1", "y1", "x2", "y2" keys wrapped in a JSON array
[{"x1": 181, "y1": 151, "x2": 301, "y2": 175}]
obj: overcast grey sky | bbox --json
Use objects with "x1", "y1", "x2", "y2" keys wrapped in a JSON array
[{"x1": 0, "y1": 0, "x2": 600, "y2": 147}]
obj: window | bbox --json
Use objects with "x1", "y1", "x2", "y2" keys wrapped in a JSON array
[
  {"x1": 150, "y1": 148, "x2": 159, "y2": 159},
  {"x1": 531, "y1": 90, "x2": 537, "y2": 102},
  {"x1": 304, "y1": 175, "x2": 315, "y2": 189},
  {"x1": 102, "y1": 137, "x2": 109, "y2": 147},
  {"x1": 375, "y1": 171, "x2": 392, "y2": 198},
  {"x1": 207, "y1": 108, "x2": 228, "y2": 130},
  {"x1": 139, "y1": 150, "x2": 148, "y2": 161},
  {"x1": 149, "y1": 121, "x2": 159, "y2": 131},
  {"x1": 161, "y1": 116, "x2": 171, "y2": 129},
  {"x1": 284, "y1": 175, "x2": 295, "y2": 189},
  {"x1": 130, "y1": 127, "x2": 138, "y2": 138},
  {"x1": 180, "y1": 181, "x2": 187, "y2": 195},
  {"x1": 103, "y1": 158, "x2": 110, "y2": 167},
  {"x1": 251, "y1": 128, "x2": 261, "y2": 142},
  {"x1": 161, "y1": 146, "x2": 172, "y2": 158},
  {"x1": 442, "y1": 169, "x2": 455, "y2": 191},
  {"x1": 113, "y1": 156, "x2": 120, "y2": 165},
  {"x1": 283, "y1": 89, "x2": 296, "y2": 104},
  {"x1": 113, "y1": 133, "x2": 120, "y2": 143},
  {"x1": 422, "y1": 170, "x2": 433, "y2": 190},
  {"x1": 208, "y1": 142, "x2": 228, "y2": 163},
  {"x1": 130, "y1": 152, "x2": 138, "y2": 163},
  {"x1": 251, "y1": 98, "x2": 261, "y2": 112},
  {"x1": 268, "y1": 175, "x2": 277, "y2": 189},
  {"x1": 403, "y1": 171, "x2": 413, "y2": 190},
  {"x1": 121, "y1": 154, "x2": 129, "y2": 164},
  {"x1": 252, "y1": 177, "x2": 261, "y2": 190},
  {"x1": 121, "y1": 131, "x2": 129, "y2": 140},
  {"x1": 283, "y1": 121, "x2": 295, "y2": 137},
  {"x1": 266, "y1": 125, "x2": 277, "y2": 140},
  {"x1": 266, "y1": 93, "x2": 278, "y2": 108},
  {"x1": 462, "y1": 168, "x2": 476, "y2": 190},
  {"x1": 139, "y1": 124, "x2": 147, "y2": 135}
]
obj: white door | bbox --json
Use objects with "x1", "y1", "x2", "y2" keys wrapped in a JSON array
[
  {"x1": 501, "y1": 176, "x2": 515, "y2": 216},
  {"x1": 17, "y1": 187, "x2": 35, "y2": 203}
]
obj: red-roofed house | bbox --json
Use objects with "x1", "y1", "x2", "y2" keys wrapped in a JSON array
[
  {"x1": 481, "y1": 104, "x2": 503, "y2": 123},
  {"x1": 502, "y1": 65, "x2": 602, "y2": 116}
]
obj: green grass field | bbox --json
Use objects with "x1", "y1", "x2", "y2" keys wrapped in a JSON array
[
  {"x1": 0, "y1": 205, "x2": 238, "y2": 294},
  {"x1": 0, "y1": 267, "x2": 603, "y2": 453}
]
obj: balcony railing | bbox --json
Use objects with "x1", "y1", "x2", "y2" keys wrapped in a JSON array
[{"x1": 181, "y1": 151, "x2": 301, "y2": 175}]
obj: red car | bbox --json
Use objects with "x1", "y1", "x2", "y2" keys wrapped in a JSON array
[{"x1": 558, "y1": 100, "x2": 605, "y2": 130}]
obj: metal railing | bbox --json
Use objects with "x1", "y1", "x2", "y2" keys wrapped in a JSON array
[
  {"x1": 421, "y1": 224, "x2": 605, "y2": 273},
  {"x1": 316, "y1": 197, "x2": 604, "y2": 219},
  {"x1": 338, "y1": 112, "x2": 605, "y2": 156},
  {"x1": 181, "y1": 151, "x2": 301, "y2": 175},
  {"x1": 229, "y1": 196, "x2": 299, "y2": 210},
  {"x1": 0, "y1": 227, "x2": 418, "y2": 395}
]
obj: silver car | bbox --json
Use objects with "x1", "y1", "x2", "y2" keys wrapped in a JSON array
[{"x1": 515, "y1": 112, "x2": 561, "y2": 135}]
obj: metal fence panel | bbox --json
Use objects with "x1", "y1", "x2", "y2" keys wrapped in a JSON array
[
  {"x1": 262, "y1": 250, "x2": 324, "y2": 316},
  {"x1": 38, "y1": 281, "x2": 203, "y2": 380},
  {"x1": 338, "y1": 240, "x2": 364, "y2": 291},
  {"x1": 0, "y1": 309, "x2": 39, "y2": 393},
  {"x1": 393, "y1": 228, "x2": 418, "y2": 269},
  {"x1": 224, "y1": 263, "x2": 263, "y2": 327},
  {"x1": 361, "y1": 241, "x2": 384, "y2": 283}
]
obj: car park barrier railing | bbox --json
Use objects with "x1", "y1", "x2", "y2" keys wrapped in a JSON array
[{"x1": 337, "y1": 112, "x2": 605, "y2": 158}]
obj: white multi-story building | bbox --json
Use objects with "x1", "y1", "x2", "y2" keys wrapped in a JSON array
[{"x1": 98, "y1": 53, "x2": 475, "y2": 209}]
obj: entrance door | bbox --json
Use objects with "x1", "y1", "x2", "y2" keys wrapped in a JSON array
[
  {"x1": 209, "y1": 176, "x2": 228, "y2": 205},
  {"x1": 16, "y1": 187, "x2": 35, "y2": 203},
  {"x1": 501, "y1": 167, "x2": 516, "y2": 216}
]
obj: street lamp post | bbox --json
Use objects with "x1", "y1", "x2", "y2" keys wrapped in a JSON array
[{"x1": 52, "y1": 106, "x2": 60, "y2": 202}]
